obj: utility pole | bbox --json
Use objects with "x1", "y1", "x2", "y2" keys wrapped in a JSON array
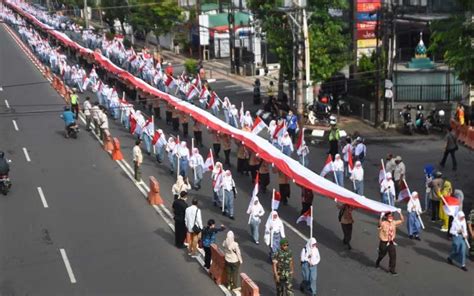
[
  {"x1": 374, "y1": 8, "x2": 381, "y2": 126},
  {"x1": 296, "y1": 9, "x2": 304, "y2": 118},
  {"x1": 228, "y1": 1, "x2": 235, "y2": 74},
  {"x1": 84, "y1": 0, "x2": 89, "y2": 29}
]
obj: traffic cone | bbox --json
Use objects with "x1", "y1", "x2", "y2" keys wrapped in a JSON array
[
  {"x1": 148, "y1": 176, "x2": 163, "y2": 205},
  {"x1": 111, "y1": 137, "x2": 124, "y2": 161}
]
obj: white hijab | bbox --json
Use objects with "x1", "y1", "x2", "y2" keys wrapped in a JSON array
[
  {"x1": 450, "y1": 211, "x2": 467, "y2": 237},
  {"x1": 301, "y1": 237, "x2": 320, "y2": 265}
]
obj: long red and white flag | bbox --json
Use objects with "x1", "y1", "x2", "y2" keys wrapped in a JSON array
[
  {"x1": 320, "y1": 154, "x2": 334, "y2": 177},
  {"x1": 442, "y1": 195, "x2": 460, "y2": 216},
  {"x1": 296, "y1": 208, "x2": 313, "y2": 226},
  {"x1": 397, "y1": 179, "x2": 410, "y2": 202},
  {"x1": 203, "y1": 149, "x2": 214, "y2": 172},
  {"x1": 251, "y1": 116, "x2": 268, "y2": 134}
]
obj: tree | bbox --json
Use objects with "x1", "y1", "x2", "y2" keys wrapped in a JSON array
[
  {"x1": 128, "y1": 0, "x2": 183, "y2": 49},
  {"x1": 307, "y1": 0, "x2": 350, "y2": 83},
  {"x1": 429, "y1": 0, "x2": 474, "y2": 85},
  {"x1": 248, "y1": 0, "x2": 350, "y2": 95},
  {"x1": 247, "y1": 0, "x2": 294, "y2": 95},
  {"x1": 101, "y1": 0, "x2": 130, "y2": 34}
]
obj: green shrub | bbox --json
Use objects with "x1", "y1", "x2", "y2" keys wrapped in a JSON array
[{"x1": 184, "y1": 58, "x2": 198, "y2": 75}]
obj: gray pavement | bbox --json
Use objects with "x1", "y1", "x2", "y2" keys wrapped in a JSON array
[
  {"x1": 2, "y1": 20, "x2": 474, "y2": 296},
  {"x1": 0, "y1": 24, "x2": 221, "y2": 295}
]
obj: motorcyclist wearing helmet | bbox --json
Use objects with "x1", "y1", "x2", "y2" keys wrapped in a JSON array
[
  {"x1": 0, "y1": 151, "x2": 10, "y2": 177},
  {"x1": 61, "y1": 106, "x2": 77, "y2": 136}
]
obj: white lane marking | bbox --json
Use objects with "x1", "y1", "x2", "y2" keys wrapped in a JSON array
[
  {"x1": 37, "y1": 187, "x2": 49, "y2": 208},
  {"x1": 282, "y1": 220, "x2": 309, "y2": 241},
  {"x1": 223, "y1": 85, "x2": 241, "y2": 89},
  {"x1": 12, "y1": 120, "x2": 19, "y2": 131},
  {"x1": 5, "y1": 100, "x2": 10, "y2": 109},
  {"x1": 22, "y1": 147, "x2": 31, "y2": 162},
  {"x1": 59, "y1": 249, "x2": 77, "y2": 284},
  {"x1": 236, "y1": 89, "x2": 252, "y2": 94}
]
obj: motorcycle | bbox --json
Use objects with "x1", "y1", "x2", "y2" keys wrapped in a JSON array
[
  {"x1": 400, "y1": 105, "x2": 414, "y2": 135},
  {"x1": 427, "y1": 108, "x2": 446, "y2": 131},
  {"x1": 65, "y1": 123, "x2": 80, "y2": 139},
  {"x1": 307, "y1": 98, "x2": 332, "y2": 125},
  {"x1": 415, "y1": 105, "x2": 430, "y2": 134},
  {"x1": 0, "y1": 175, "x2": 11, "y2": 195}
]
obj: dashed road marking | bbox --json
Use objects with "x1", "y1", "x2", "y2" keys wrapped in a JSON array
[
  {"x1": 5, "y1": 99, "x2": 10, "y2": 109},
  {"x1": 22, "y1": 147, "x2": 31, "y2": 162},
  {"x1": 36, "y1": 187, "x2": 49, "y2": 208},
  {"x1": 59, "y1": 249, "x2": 77, "y2": 284},
  {"x1": 12, "y1": 120, "x2": 19, "y2": 131}
]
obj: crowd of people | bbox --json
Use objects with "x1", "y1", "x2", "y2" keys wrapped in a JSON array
[{"x1": 2, "y1": 3, "x2": 473, "y2": 295}]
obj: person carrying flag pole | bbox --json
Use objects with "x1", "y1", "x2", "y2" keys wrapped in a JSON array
[
  {"x1": 189, "y1": 145, "x2": 204, "y2": 190},
  {"x1": 265, "y1": 211, "x2": 286, "y2": 259},
  {"x1": 406, "y1": 189, "x2": 424, "y2": 240}
]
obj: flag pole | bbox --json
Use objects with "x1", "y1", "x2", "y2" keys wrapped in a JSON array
[
  {"x1": 222, "y1": 185, "x2": 225, "y2": 213},
  {"x1": 404, "y1": 179, "x2": 425, "y2": 229},
  {"x1": 210, "y1": 149, "x2": 215, "y2": 167},
  {"x1": 310, "y1": 205, "x2": 313, "y2": 238},
  {"x1": 192, "y1": 138, "x2": 197, "y2": 181},
  {"x1": 152, "y1": 115, "x2": 156, "y2": 155},
  {"x1": 381, "y1": 158, "x2": 392, "y2": 206},
  {"x1": 332, "y1": 162, "x2": 339, "y2": 186},
  {"x1": 272, "y1": 188, "x2": 275, "y2": 210},
  {"x1": 176, "y1": 136, "x2": 180, "y2": 180}
]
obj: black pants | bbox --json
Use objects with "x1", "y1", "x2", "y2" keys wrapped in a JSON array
[
  {"x1": 204, "y1": 246, "x2": 212, "y2": 269},
  {"x1": 376, "y1": 241, "x2": 396, "y2": 273},
  {"x1": 182, "y1": 122, "x2": 188, "y2": 138},
  {"x1": 249, "y1": 165, "x2": 259, "y2": 181},
  {"x1": 224, "y1": 149, "x2": 231, "y2": 165},
  {"x1": 301, "y1": 202, "x2": 311, "y2": 215},
  {"x1": 431, "y1": 200, "x2": 440, "y2": 221},
  {"x1": 448, "y1": 216, "x2": 454, "y2": 239},
  {"x1": 194, "y1": 131, "x2": 202, "y2": 147},
  {"x1": 213, "y1": 143, "x2": 221, "y2": 159},
  {"x1": 172, "y1": 118, "x2": 179, "y2": 131},
  {"x1": 153, "y1": 107, "x2": 161, "y2": 119},
  {"x1": 85, "y1": 115, "x2": 91, "y2": 131},
  {"x1": 166, "y1": 111, "x2": 172, "y2": 125},
  {"x1": 440, "y1": 148, "x2": 457, "y2": 169},
  {"x1": 175, "y1": 220, "x2": 186, "y2": 248},
  {"x1": 287, "y1": 128, "x2": 296, "y2": 143},
  {"x1": 134, "y1": 161, "x2": 141, "y2": 181},
  {"x1": 341, "y1": 223, "x2": 353, "y2": 245},
  {"x1": 280, "y1": 184, "x2": 290, "y2": 205},
  {"x1": 237, "y1": 158, "x2": 248, "y2": 174},
  {"x1": 329, "y1": 140, "x2": 339, "y2": 159},
  {"x1": 71, "y1": 103, "x2": 79, "y2": 118}
]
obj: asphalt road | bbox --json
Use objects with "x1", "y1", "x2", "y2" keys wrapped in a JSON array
[
  {"x1": 2, "y1": 19, "x2": 473, "y2": 296},
  {"x1": 0, "y1": 24, "x2": 221, "y2": 296}
]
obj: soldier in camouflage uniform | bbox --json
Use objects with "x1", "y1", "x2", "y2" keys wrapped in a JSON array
[
  {"x1": 468, "y1": 208, "x2": 474, "y2": 256},
  {"x1": 272, "y1": 238, "x2": 294, "y2": 296}
]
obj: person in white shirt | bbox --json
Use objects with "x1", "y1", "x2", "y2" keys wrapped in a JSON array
[
  {"x1": 333, "y1": 154, "x2": 344, "y2": 187},
  {"x1": 264, "y1": 211, "x2": 286, "y2": 257},
  {"x1": 247, "y1": 197, "x2": 265, "y2": 244},
  {"x1": 184, "y1": 198, "x2": 203, "y2": 257},
  {"x1": 350, "y1": 161, "x2": 364, "y2": 195},
  {"x1": 83, "y1": 96, "x2": 92, "y2": 131},
  {"x1": 407, "y1": 191, "x2": 423, "y2": 240},
  {"x1": 342, "y1": 137, "x2": 352, "y2": 177},
  {"x1": 280, "y1": 132, "x2": 294, "y2": 156},
  {"x1": 222, "y1": 170, "x2": 236, "y2": 219},
  {"x1": 300, "y1": 237, "x2": 320, "y2": 296},
  {"x1": 189, "y1": 148, "x2": 204, "y2": 190},
  {"x1": 380, "y1": 172, "x2": 395, "y2": 206},
  {"x1": 132, "y1": 139, "x2": 143, "y2": 181},
  {"x1": 177, "y1": 141, "x2": 190, "y2": 178},
  {"x1": 98, "y1": 107, "x2": 109, "y2": 141},
  {"x1": 212, "y1": 162, "x2": 224, "y2": 207},
  {"x1": 165, "y1": 137, "x2": 176, "y2": 174},
  {"x1": 447, "y1": 211, "x2": 468, "y2": 271}
]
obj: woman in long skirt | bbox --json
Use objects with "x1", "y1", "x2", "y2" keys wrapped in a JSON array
[
  {"x1": 407, "y1": 191, "x2": 423, "y2": 240},
  {"x1": 264, "y1": 211, "x2": 286, "y2": 259},
  {"x1": 447, "y1": 211, "x2": 468, "y2": 271}
]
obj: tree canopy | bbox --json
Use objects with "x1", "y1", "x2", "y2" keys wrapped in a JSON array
[{"x1": 429, "y1": 0, "x2": 474, "y2": 84}]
